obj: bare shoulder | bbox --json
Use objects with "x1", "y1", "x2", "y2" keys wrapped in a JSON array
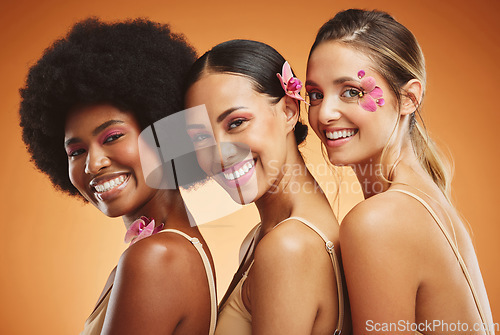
[
  {"x1": 118, "y1": 230, "x2": 195, "y2": 278},
  {"x1": 254, "y1": 219, "x2": 324, "y2": 272},
  {"x1": 249, "y1": 219, "x2": 335, "y2": 333},
  {"x1": 340, "y1": 191, "x2": 421, "y2": 245},
  {"x1": 102, "y1": 230, "x2": 207, "y2": 334}
]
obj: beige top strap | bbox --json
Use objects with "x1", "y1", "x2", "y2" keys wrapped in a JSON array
[
  {"x1": 275, "y1": 216, "x2": 344, "y2": 334},
  {"x1": 158, "y1": 229, "x2": 217, "y2": 335},
  {"x1": 387, "y1": 189, "x2": 490, "y2": 335}
]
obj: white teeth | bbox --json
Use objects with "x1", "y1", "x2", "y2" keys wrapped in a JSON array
[
  {"x1": 223, "y1": 160, "x2": 255, "y2": 181},
  {"x1": 326, "y1": 129, "x2": 357, "y2": 140},
  {"x1": 94, "y1": 175, "x2": 127, "y2": 193}
]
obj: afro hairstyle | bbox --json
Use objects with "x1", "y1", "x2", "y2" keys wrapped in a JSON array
[{"x1": 19, "y1": 17, "x2": 201, "y2": 199}]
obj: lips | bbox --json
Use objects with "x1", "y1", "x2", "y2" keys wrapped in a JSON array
[
  {"x1": 222, "y1": 159, "x2": 255, "y2": 180},
  {"x1": 323, "y1": 128, "x2": 358, "y2": 148},
  {"x1": 325, "y1": 128, "x2": 358, "y2": 140},
  {"x1": 89, "y1": 173, "x2": 130, "y2": 200},
  {"x1": 218, "y1": 158, "x2": 256, "y2": 189}
]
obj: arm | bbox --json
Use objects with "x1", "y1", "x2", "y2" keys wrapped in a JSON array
[
  {"x1": 249, "y1": 221, "x2": 327, "y2": 335},
  {"x1": 100, "y1": 235, "x2": 191, "y2": 335},
  {"x1": 340, "y1": 197, "x2": 422, "y2": 335}
]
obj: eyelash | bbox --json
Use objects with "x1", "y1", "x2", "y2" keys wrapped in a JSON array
[
  {"x1": 103, "y1": 132, "x2": 124, "y2": 144},
  {"x1": 341, "y1": 87, "x2": 362, "y2": 99},
  {"x1": 192, "y1": 133, "x2": 211, "y2": 143},
  {"x1": 306, "y1": 91, "x2": 324, "y2": 107},
  {"x1": 227, "y1": 118, "x2": 247, "y2": 131},
  {"x1": 68, "y1": 148, "x2": 85, "y2": 157},
  {"x1": 67, "y1": 132, "x2": 124, "y2": 157}
]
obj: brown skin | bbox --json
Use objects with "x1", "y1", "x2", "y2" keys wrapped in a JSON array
[
  {"x1": 64, "y1": 105, "x2": 215, "y2": 335},
  {"x1": 307, "y1": 42, "x2": 494, "y2": 335},
  {"x1": 186, "y1": 74, "x2": 349, "y2": 334}
]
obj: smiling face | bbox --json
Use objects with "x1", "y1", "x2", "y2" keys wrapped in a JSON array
[
  {"x1": 306, "y1": 41, "x2": 400, "y2": 166},
  {"x1": 64, "y1": 105, "x2": 160, "y2": 217},
  {"x1": 185, "y1": 74, "x2": 290, "y2": 204}
]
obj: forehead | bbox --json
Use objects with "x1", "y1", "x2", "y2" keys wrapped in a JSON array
[
  {"x1": 64, "y1": 105, "x2": 137, "y2": 138},
  {"x1": 186, "y1": 73, "x2": 260, "y2": 111},
  {"x1": 307, "y1": 41, "x2": 374, "y2": 79}
]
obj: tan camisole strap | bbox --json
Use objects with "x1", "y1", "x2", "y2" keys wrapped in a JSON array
[
  {"x1": 274, "y1": 216, "x2": 345, "y2": 334},
  {"x1": 158, "y1": 229, "x2": 217, "y2": 335},
  {"x1": 387, "y1": 189, "x2": 490, "y2": 335}
]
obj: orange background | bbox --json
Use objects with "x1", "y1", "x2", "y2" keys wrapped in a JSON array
[{"x1": 1, "y1": 0, "x2": 498, "y2": 333}]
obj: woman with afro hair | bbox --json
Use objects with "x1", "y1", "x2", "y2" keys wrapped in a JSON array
[{"x1": 19, "y1": 18, "x2": 217, "y2": 335}]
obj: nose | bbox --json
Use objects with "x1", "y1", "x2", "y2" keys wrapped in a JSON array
[
  {"x1": 218, "y1": 141, "x2": 239, "y2": 167},
  {"x1": 84, "y1": 146, "x2": 111, "y2": 175},
  {"x1": 317, "y1": 97, "x2": 342, "y2": 125}
]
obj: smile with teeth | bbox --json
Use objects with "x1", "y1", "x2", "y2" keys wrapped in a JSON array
[
  {"x1": 223, "y1": 160, "x2": 255, "y2": 180},
  {"x1": 94, "y1": 175, "x2": 127, "y2": 193},
  {"x1": 326, "y1": 129, "x2": 358, "y2": 140}
]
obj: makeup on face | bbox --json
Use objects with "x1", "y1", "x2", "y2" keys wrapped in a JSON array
[
  {"x1": 64, "y1": 105, "x2": 159, "y2": 217},
  {"x1": 306, "y1": 42, "x2": 397, "y2": 166},
  {"x1": 185, "y1": 74, "x2": 290, "y2": 204}
]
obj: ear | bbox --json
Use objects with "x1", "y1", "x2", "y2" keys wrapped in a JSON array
[
  {"x1": 279, "y1": 95, "x2": 300, "y2": 134},
  {"x1": 400, "y1": 79, "x2": 423, "y2": 116}
]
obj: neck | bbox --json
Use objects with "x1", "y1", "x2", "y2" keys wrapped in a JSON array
[
  {"x1": 354, "y1": 138, "x2": 424, "y2": 199},
  {"x1": 255, "y1": 143, "x2": 312, "y2": 232},
  {"x1": 122, "y1": 189, "x2": 193, "y2": 231}
]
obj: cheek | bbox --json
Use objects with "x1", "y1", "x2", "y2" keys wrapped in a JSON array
[
  {"x1": 307, "y1": 107, "x2": 320, "y2": 132},
  {"x1": 120, "y1": 142, "x2": 143, "y2": 171},
  {"x1": 68, "y1": 160, "x2": 83, "y2": 189},
  {"x1": 195, "y1": 147, "x2": 216, "y2": 175}
]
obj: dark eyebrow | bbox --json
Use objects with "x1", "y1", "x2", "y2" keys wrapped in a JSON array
[
  {"x1": 216, "y1": 106, "x2": 247, "y2": 123},
  {"x1": 92, "y1": 120, "x2": 124, "y2": 136},
  {"x1": 305, "y1": 80, "x2": 318, "y2": 87},
  {"x1": 64, "y1": 138, "x2": 79, "y2": 147},
  {"x1": 64, "y1": 119, "x2": 124, "y2": 147}
]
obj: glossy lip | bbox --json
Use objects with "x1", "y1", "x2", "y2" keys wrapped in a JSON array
[
  {"x1": 323, "y1": 127, "x2": 358, "y2": 148},
  {"x1": 218, "y1": 158, "x2": 256, "y2": 189},
  {"x1": 90, "y1": 173, "x2": 131, "y2": 202}
]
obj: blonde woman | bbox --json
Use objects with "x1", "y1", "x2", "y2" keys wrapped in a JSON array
[{"x1": 306, "y1": 9, "x2": 494, "y2": 335}]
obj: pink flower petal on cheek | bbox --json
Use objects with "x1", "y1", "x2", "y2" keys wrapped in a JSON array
[
  {"x1": 359, "y1": 96, "x2": 377, "y2": 112},
  {"x1": 360, "y1": 76, "x2": 376, "y2": 92},
  {"x1": 369, "y1": 86, "x2": 383, "y2": 99}
]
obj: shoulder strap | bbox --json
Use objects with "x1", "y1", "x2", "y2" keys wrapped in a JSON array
[
  {"x1": 387, "y1": 189, "x2": 490, "y2": 335},
  {"x1": 219, "y1": 225, "x2": 261, "y2": 310},
  {"x1": 158, "y1": 229, "x2": 217, "y2": 335},
  {"x1": 275, "y1": 216, "x2": 344, "y2": 334}
]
